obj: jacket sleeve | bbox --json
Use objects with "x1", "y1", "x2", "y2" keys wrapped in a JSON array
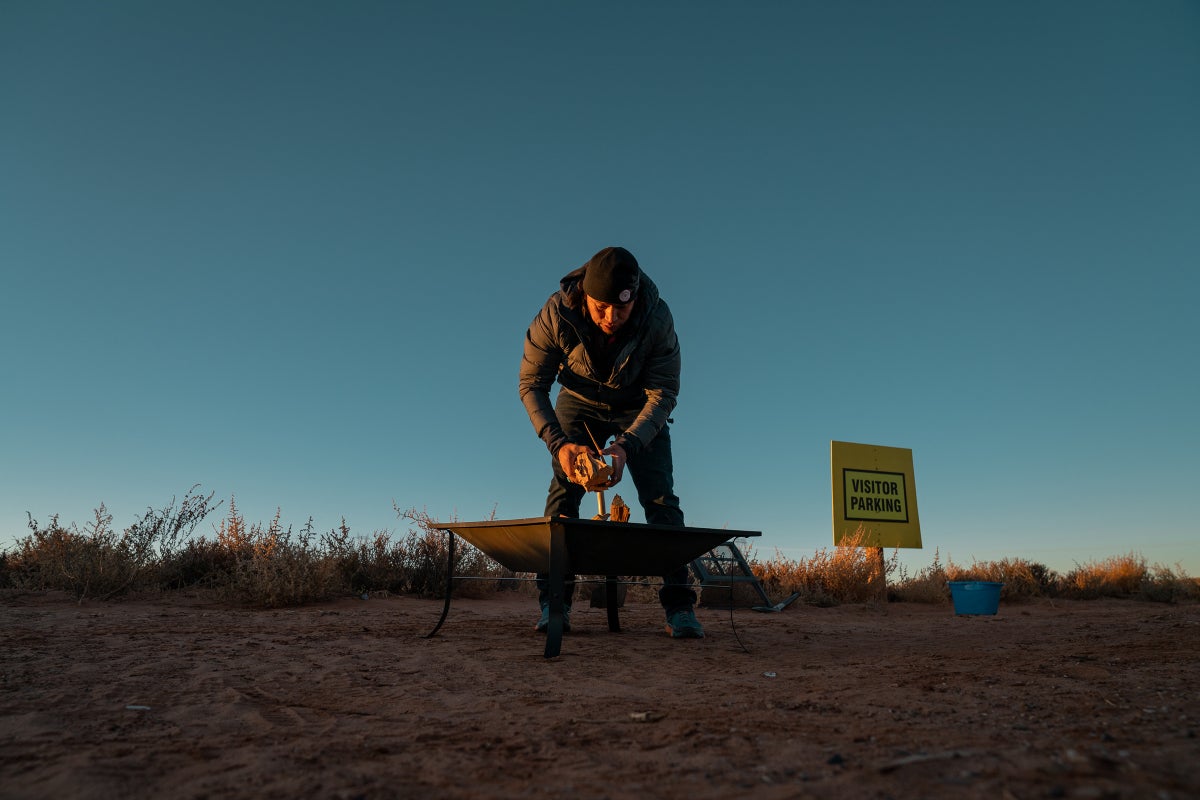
[
  {"x1": 518, "y1": 302, "x2": 570, "y2": 454},
  {"x1": 622, "y1": 302, "x2": 680, "y2": 451}
]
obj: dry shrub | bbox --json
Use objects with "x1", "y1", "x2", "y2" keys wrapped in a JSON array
[
  {"x1": 11, "y1": 491, "x2": 1195, "y2": 609},
  {"x1": 889, "y1": 549, "x2": 950, "y2": 604},
  {"x1": 216, "y1": 509, "x2": 342, "y2": 608},
  {"x1": 222, "y1": 539, "x2": 341, "y2": 608},
  {"x1": 157, "y1": 496, "x2": 257, "y2": 590},
  {"x1": 158, "y1": 537, "x2": 236, "y2": 590},
  {"x1": 9, "y1": 488, "x2": 216, "y2": 601},
  {"x1": 943, "y1": 557, "x2": 1057, "y2": 601},
  {"x1": 1062, "y1": 553, "x2": 1147, "y2": 599},
  {"x1": 155, "y1": 501, "x2": 511, "y2": 606},
  {"x1": 8, "y1": 513, "x2": 105, "y2": 597},
  {"x1": 1061, "y1": 553, "x2": 1198, "y2": 602},
  {"x1": 392, "y1": 509, "x2": 455, "y2": 597},
  {"x1": 1139, "y1": 563, "x2": 1200, "y2": 603},
  {"x1": 150, "y1": 500, "x2": 343, "y2": 607},
  {"x1": 325, "y1": 527, "x2": 409, "y2": 595},
  {"x1": 752, "y1": 527, "x2": 892, "y2": 606},
  {"x1": 393, "y1": 506, "x2": 509, "y2": 598}
]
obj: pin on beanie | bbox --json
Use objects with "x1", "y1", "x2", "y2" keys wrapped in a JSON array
[{"x1": 582, "y1": 246, "x2": 640, "y2": 304}]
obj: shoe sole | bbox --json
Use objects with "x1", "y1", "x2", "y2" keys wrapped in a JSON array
[{"x1": 665, "y1": 624, "x2": 704, "y2": 639}]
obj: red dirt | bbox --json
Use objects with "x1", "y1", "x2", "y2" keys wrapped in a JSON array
[{"x1": 2, "y1": 591, "x2": 1197, "y2": 799}]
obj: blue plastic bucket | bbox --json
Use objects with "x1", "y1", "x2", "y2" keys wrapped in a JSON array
[{"x1": 948, "y1": 581, "x2": 1004, "y2": 615}]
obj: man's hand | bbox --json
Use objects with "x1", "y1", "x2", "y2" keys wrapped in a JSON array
[
  {"x1": 601, "y1": 442, "x2": 628, "y2": 487},
  {"x1": 557, "y1": 443, "x2": 595, "y2": 483}
]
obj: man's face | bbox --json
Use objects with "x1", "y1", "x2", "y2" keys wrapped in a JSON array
[{"x1": 585, "y1": 294, "x2": 635, "y2": 335}]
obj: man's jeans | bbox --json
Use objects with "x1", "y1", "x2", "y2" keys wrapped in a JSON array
[{"x1": 537, "y1": 390, "x2": 696, "y2": 613}]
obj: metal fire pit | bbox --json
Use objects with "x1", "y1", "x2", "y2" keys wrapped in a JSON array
[{"x1": 426, "y1": 517, "x2": 761, "y2": 658}]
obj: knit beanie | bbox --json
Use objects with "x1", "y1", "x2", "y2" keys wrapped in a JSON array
[{"x1": 582, "y1": 247, "x2": 640, "y2": 304}]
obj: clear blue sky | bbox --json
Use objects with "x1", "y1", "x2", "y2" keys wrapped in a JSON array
[{"x1": 3, "y1": 1, "x2": 1197, "y2": 577}]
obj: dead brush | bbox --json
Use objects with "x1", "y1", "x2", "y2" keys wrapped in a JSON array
[
  {"x1": 943, "y1": 557, "x2": 1057, "y2": 601},
  {"x1": 10, "y1": 487, "x2": 217, "y2": 601},
  {"x1": 325, "y1": 527, "x2": 410, "y2": 595},
  {"x1": 752, "y1": 527, "x2": 895, "y2": 606},
  {"x1": 1061, "y1": 552, "x2": 1147, "y2": 599},
  {"x1": 218, "y1": 514, "x2": 341, "y2": 608},
  {"x1": 393, "y1": 505, "x2": 510, "y2": 598},
  {"x1": 8, "y1": 491, "x2": 1196, "y2": 608},
  {"x1": 889, "y1": 548, "x2": 950, "y2": 604},
  {"x1": 1139, "y1": 562, "x2": 1200, "y2": 603},
  {"x1": 158, "y1": 537, "x2": 236, "y2": 590}
]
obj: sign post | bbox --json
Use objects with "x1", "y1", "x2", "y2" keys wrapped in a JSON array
[{"x1": 831, "y1": 441, "x2": 923, "y2": 602}]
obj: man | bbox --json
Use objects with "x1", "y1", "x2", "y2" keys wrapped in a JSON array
[{"x1": 519, "y1": 245, "x2": 703, "y2": 639}]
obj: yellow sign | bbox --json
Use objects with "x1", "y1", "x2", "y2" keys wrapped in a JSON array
[
  {"x1": 843, "y1": 469, "x2": 908, "y2": 522},
  {"x1": 831, "y1": 441, "x2": 922, "y2": 549}
]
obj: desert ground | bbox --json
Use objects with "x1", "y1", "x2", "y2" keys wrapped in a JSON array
[{"x1": 2, "y1": 590, "x2": 1197, "y2": 799}]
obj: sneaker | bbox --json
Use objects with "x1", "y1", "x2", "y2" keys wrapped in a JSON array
[
  {"x1": 665, "y1": 608, "x2": 704, "y2": 639},
  {"x1": 535, "y1": 603, "x2": 572, "y2": 633}
]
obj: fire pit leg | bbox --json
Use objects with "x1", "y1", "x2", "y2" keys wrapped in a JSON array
[
  {"x1": 543, "y1": 525, "x2": 568, "y2": 658},
  {"x1": 424, "y1": 530, "x2": 456, "y2": 638},
  {"x1": 605, "y1": 575, "x2": 621, "y2": 632}
]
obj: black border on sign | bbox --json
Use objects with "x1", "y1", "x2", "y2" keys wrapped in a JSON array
[{"x1": 842, "y1": 468, "x2": 909, "y2": 523}]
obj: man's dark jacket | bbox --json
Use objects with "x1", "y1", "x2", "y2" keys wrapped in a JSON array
[{"x1": 519, "y1": 265, "x2": 681, "y2": 456}]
